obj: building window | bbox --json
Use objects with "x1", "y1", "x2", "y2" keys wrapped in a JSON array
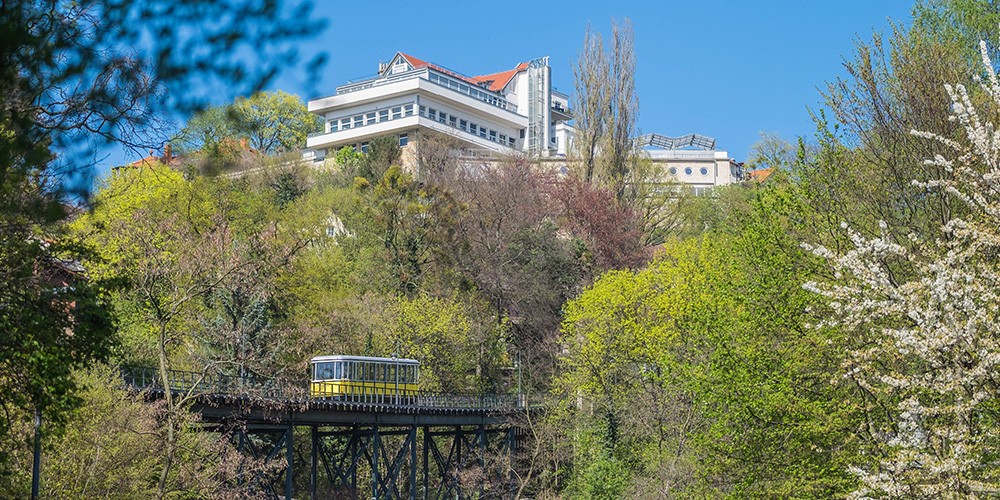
[
  {"x1": 341, "y1": 118, "x2": 351, "y2": 130},
  {"x1": 499, "y1": 133, "x2": 507, "y2": 143},
  {"x1": 329, "y1": 120, "x2": 338, "y2": 133},
  {"x1": 449, "y1": 116, "x2": 457, "y2": 127},
  {"x1": 353, "y1": 116, "x2": 363, "y2": 128},
  {"x1": 508, "y1": 137, "x2": 516, "y2": 146},
  {"x1": 378, "y1": 109, "x2": 389, "y2": 122},
  {"x1": 366, "y1": 112, "x2": 376, "y2": 125},
  {"x1": 460, "y1": 119, "x2": 468, "y2": 131},
  {"x1": 419, "y1": 105, "x2": 426, "y2": 116},
  {"x1": 469, "y1": 122, "x2": 478, "y2": 135},
  {"x1": 428, "y1": 109, "x2": 437, "y2": 121},
  {"x1": 360, "y1": 141, "x2": 369, "y2": 153},
  {"x1": 684, "y1": 167, "x2": 693, "y2": 175},
  {"x1": 519, "y1": 129, "x2": 525, "y2": 139},
  {"x1": 438, "y1": 112, "x2": 446, "y2": 123},
  {"x1": 668, "y1": 167, "x2": 677, "y2": 175},
  {"x1": 479, "y1": 126, "x2": 487, "y2": 138},
  {"x1": 489, "y1": 130, "x2": 497, "y2": 142},
  {"x1": 700, "y1": 167, "x2": 709, "y2": 176},
  {"x1": 398, "y1": 133, "x2": 408, "y2": 147},
  {"x1": 404, "y1": 104, "x2": 414, "y2": 116}
]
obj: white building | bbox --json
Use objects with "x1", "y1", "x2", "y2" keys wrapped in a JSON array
[
  {"x1": 305, "y1": 52, "x2": 744, "y2": 189},
  {"x1": 637, "y1": 133, "x2": 746, "y2": 194},
  {"x1": 306, "y1": 52, "x2": 573, "y2": 162}
]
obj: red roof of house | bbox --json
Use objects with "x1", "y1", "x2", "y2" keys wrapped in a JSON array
[
  {"x1": 471, "y1": 62, "x2": 530, "y2": 92},
  {"x1": 748, "y1": 168, "x2": 775, "y2": 183},
  {"x1": 397, "y1": 52, "x2": 528, "y2": 93}
]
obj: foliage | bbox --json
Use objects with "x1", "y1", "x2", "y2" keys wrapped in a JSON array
[
  {"x1": 805, "y1": 45, "x2": 1000, "y2": 496},
  {"x1": 553, "y1": 179, "x2": 865, "y2": 497},
  {"x1": 4, "y1": 365, "x2": 274, "y2": 498},
  {"x1": 442, "y1": 160, "x2": 582, "y2": 388},
  {"x1": 570, "y1": 18, "x2": 638, "y2": 198},
  {"x1": 349, "y1": 165, "x2": 459, "y2": 297},
  {"x1": 174, "y1": 90, "x2": 322, "y2": 174},
  {"x1": 551, "y1": 175, "x2": 648, "y2": 272},
  {"x1": 0, "y1": 0, "x2": 319, "y2": 485}
]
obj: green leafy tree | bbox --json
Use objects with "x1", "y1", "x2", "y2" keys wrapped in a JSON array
[
  {"x1": 174, "y1": 90, "x2": 322, "y2": 157},
  {"x1": 805, "y1": 44, "x2": 1000, "y2": 496},
  {"x1": 0, "y1": 0, "x2": 319, "y2": 485},
  {"x1": 349, "y1": 165, "x2": 459, "y2": 297},
  {"x1": 554, "y1": 180, "x2": 865, "y2": 497}
]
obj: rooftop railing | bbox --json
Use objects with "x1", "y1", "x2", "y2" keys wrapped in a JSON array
[{"x1": 332, "y1": 67, "x2": 518, "y2": 114}]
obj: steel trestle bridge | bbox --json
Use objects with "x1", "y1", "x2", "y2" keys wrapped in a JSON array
[{"x1": 122, "y1": 366, "x2": 533, "y2": 500}]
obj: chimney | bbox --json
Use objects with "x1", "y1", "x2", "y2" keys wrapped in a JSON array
[
  {"x1": 378, "y1": 61, "x2": 388, "y2": 74},
  {"x1": 163, "y1": 143, "x2": 172, "y2": 163}
]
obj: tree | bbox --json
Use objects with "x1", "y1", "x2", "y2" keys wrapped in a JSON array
[
  {"x1": 444, "y1": 160, "x2": 581, "y2": 389},
  {"x1": 551, "y1": 175, "x2": 648, "y2": 272},
  {"x1": 174, "y1": 90, "x2": 322, "y2": 158},
  {"x1": 805, "y1": 45, "x2": 1000, "y2": 496},
  {"x1": 0, "y1": 0, "x2": 321, "y2": 481},
  {"x1": 570, "y1": 19, "x2": 638, "y2": 199},
  {"x1": 571, "y1": 25, "x2": 608, "y2": 184},
  {"x1": 74, "y1": 165, "x2": 309, "y2": 497},
  {"x1": 349, "y1": 165, "x2": 460, "y2": 297},
  {"x1": 810, "y1": 14, "x2": 983, "y2": 252},
  {"x1": 356, "y1": 134, "x2": 402, "y2": 183}
]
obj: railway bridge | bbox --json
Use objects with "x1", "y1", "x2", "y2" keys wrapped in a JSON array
[{"x1": 122, "y1": 367, "x2": 533, "y2": 500}]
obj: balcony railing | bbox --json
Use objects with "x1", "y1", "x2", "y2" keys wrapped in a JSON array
[{"x1": 332, "y1": 67, "x2": 518, "y2": 114}]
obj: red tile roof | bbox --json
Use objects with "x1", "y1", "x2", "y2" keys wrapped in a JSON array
[
  {"x1": 748, "y1": 168, "x2": 775, "y2": 183},
  {"x1": 471, "y1": 62, "x2": 529, "y2": 92}
]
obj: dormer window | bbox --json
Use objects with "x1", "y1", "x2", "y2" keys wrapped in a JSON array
[{"x1": 391, "y1": 58, "x2": 410, "y2": 75}]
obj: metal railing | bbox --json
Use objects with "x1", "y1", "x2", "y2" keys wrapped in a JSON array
[
  {"x1": 120, "y1": 366, "x2": 527, "y2": 411},
  {"x1": 332, "y1": 67, "x2": 517, "y2": 113}
]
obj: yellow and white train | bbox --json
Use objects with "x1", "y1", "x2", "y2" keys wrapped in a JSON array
[{"x1": 309, "y1": 355, "x2": 420, "y2": 401}]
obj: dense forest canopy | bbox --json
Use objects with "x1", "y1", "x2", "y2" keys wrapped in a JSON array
[{"x1": 4, "y1": 0, "x2": 1000, "y2": 497}]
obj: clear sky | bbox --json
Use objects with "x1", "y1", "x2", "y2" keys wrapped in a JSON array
[
  {"x1": 103, "y1": 0, "x2": 916, "y2": 172},
  {"x1": 277, "y1": 0, "x2": 915, "y2": 162}
]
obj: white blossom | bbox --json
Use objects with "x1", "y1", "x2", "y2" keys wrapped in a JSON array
[{"x1": 807, "y1": 40, "x2": 1000, "y2": 496}]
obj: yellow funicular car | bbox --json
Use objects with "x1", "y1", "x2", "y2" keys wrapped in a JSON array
[{"x1": 309, "y1": 355, "x2": 420, "y2": 403}]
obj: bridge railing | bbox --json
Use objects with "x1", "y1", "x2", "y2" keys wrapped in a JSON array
[{"x1": 121, "y1": 366, "x2": 528, "y2": 411}]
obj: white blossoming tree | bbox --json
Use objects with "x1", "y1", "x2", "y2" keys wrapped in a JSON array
[{"x1": 805, "y1": 41, "x2": 1000, "y2": 497}]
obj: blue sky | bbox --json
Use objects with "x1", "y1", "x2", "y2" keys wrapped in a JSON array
[
  {"x1": 281, "y1": 0, "x2": 914, "y2": 162},
  {"x1": 103, "y1": 0, "x2": 915, "y2": 173}
]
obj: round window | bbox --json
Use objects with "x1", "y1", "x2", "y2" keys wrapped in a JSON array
[
  {"x1": 668, "y1": 167, "x2": 677, "y2": 175},
  {"x1": 684, "y1": 167, "x2": 692, "y2": 175},
  {"x1": 700, "y1": 167, "x2": 709, "y2": 175}
]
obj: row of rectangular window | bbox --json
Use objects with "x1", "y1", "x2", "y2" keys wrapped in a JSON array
[
  {"x1": 426, "y1": 71, "x2": 515, "y2": 112},
  {"x1": 342, "y1": 133, "x2": 408, "y2": 155},
  {"x1": 418, "y1": 105, "x2": 516, "y2": 148},
  {"x1": 312, "y1": 360, "x2": 419, "y2": 383},
  {"x1": 328, "y1": 103, "x2": 415, "y2": 133}
]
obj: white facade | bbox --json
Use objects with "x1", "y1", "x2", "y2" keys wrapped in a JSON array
[
  {"x1": 304, "y1": 53, "x2": 744, "y2": 190},
  {"x1": 306, "y1": 52, "x2": 573, "y2": 162}
]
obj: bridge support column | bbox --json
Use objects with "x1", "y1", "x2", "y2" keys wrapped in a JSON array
[
  {"x1": 285, "y1": 424, "x2": 293, "y2": 500},
  {"x1": 410, "y1": 426, "x2": 417, "y2": 500},
  {"x1": 310, "y1": 426, "x2": 317, "y2": 500},
  {"x1": 422, "y1": 426, "x2": 430, "y2": 500},
  {"x1": 371, "y1": 425, "x2": 379, "y2": 500}
]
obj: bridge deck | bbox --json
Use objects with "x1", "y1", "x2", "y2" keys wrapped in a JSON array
[{"x1": 126, "y1": 367, "x2": 531, "y2": 427}]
